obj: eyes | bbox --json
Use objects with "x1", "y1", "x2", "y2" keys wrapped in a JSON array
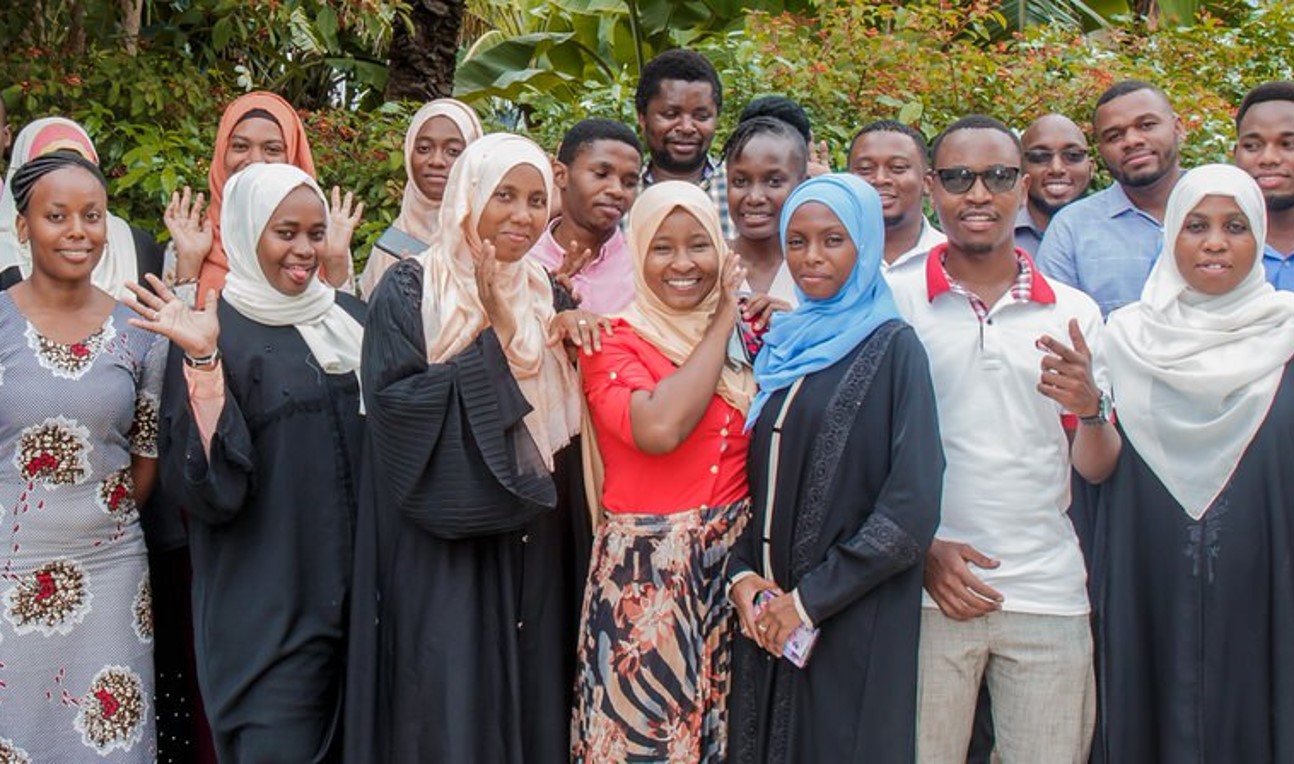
[
  {"x1": 44, "y1": 209, "x2": 103, "y2": 224},
  {"x1": 273, "y1": 226, "x2": 326, "y2": 242},
  {"x1": 492, "y1": 189, "x2": 548, "y2": 209},
  {"x1": 657, "y1": 109, "x2": 715, "y2": 122},
  {"x1": 853, "y1": 162, "x2": 913, "y2": 177},
  {"x1": 1101, "y1": 118, "x2": 1162, "y2": 144},
  {"x1": 730, "y1": 174, "x2": 789, "y2": 189},
  {"x1": 231, "y1": 140, "x2": 287, "y2": 156},
  {"x1": 650, "y1": 236, "x2": 714, "y2": 254},
  {"x1": 1238, "y1": 137, "x2": 1294, "y2": 154},
  {"x1": 785, "y1": 232, "x2": 848, "y2": 249},
  {"x1": 1182, "y1": 216, "x2": 1251, "y2": 235},
  {"x1": 415, "y1": 142, "x2": 464, "y2": 158}
]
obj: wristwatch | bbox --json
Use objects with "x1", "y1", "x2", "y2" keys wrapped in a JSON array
[{"x1": 1079, "y1": 391, "x2": 1112, "y2": 426}]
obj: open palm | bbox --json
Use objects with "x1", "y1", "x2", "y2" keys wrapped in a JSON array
[{"x1": 124, "y1": 274, "x2": 221, "y2": 358}]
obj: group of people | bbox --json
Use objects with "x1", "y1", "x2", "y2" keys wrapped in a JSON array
[{"x1": 1, "y1": 44, "x2": 1293, "y2": 764}]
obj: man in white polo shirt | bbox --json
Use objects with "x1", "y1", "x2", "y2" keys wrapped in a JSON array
[{"x1": 888, "y1": 115, "x2": 1121, "y2": 763}]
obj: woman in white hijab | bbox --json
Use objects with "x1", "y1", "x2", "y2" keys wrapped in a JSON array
[
  {"x1": 125, "y1": 162, "x2": 365, "y2": 763},
  {"x1": 0, "y1": 117, "x2": 164, "y2": 297},
  {"x1": 1090, "y1": 163, "x2": 1294, "y2": 763},
  {"x1": 344, "y1": 133, "x2": 584, "y2": 764},
  {"x1": 356, "y1": 98, "x2": 483, "y2": 299}
]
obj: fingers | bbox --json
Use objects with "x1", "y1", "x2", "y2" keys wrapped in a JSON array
[
  {"x1": 143, "y1": 273, "x2": 178, "y2": 302},
  {"x1": 124, "y1": 280, "x2": 165, "y2": 312},
  {"x1": 331, "y1": 185, "x2": 342, "y2": 209},
  {"x1": 1068, "y1": 318, "x2": 1091, "y2": 357},
  {"x1": 201, "y1": 289, "x2": 220, "y2": 314},
  {"x1": 959, "y1": 543, "x2": 1000, "y2": 571},
  {"x1": 1036, "y1": 333, "x2": 1084, "y2": 365}
]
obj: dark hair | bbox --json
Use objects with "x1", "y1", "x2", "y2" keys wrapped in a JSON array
[
  {"x1": 556, "y1": 118, "x2": 642, "y2": 165},
  {"x1": 1236, "y1": 81, "x2": 1294, "y2": 129},
  {"x1": 12, "y1": 150, "x2": 107, "y2": 214},
  {"x1": 738, "y1": 95, "x2": 812, "y2": 144},
  {"x1": 635, "y1": 49, "x2": 722, "y2": 115},
  {"x1": 930, "y1": 114, "x2": 1022, "y2": 165},
  {"x1": 1093, "y1": 80, "x2": 1170, "y2": 121},
  {"x1": 235, "y1": 107, "x2": 282, "y2": 127},
  {"x1": 721, "y1": 116, "x2": 808, "y2": 172},
  {"x1": 849, "y1": 119, "x2": 930, "y2": 164}
]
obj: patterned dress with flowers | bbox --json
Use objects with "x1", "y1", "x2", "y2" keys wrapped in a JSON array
[{"x1": 0, "y1": 293, "x2": 163, "y2": 762}]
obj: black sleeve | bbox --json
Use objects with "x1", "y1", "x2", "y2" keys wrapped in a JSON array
[
  {"x1": 362, "y1": 259, "x2": 556, "y2": 540},
  {"x1": 796, "y1": 329, "x2": 945, "y2": 624},
  {"x1": 0, "y1": 265, "x2": 21, "y2": 291},
  {"x1": 130, "y1": 224, "x2": 166, "y2": 284}
]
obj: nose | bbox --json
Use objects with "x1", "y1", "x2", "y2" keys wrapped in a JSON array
[
  {"x1": 509, "y1": 200, "x2": 533, "y2": 224},
  {"x1": 66, "y1": 214, "x2": 87, "y2": 240},
  {"x1": 677, "y1": 115, "x2": 697, "y2": 135},
  {"x1": 1258, "y1": 142, "x2": 1282, "y2": 167},
  {"x1": 1202, "y1": 227, "x2": 1228, "y2": 251},
  {"x1": 1047, "y1": 153, "x2": 1068, "y2": 174},
  {"x1": 965, "y1": 175, "x2": 994, "y2": 203},
  {"x1": 248, "y1": 145, "x2": 265, "y2": 164},
  {"x1": 429, "y1": 148, "x2": 449, "y2": 168}
]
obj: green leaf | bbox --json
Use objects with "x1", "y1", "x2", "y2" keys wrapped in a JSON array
[
  {"x1": 212, "y1": 17, "x2": 235, "y2": 51},
  {"x1": 317, "y1": 6, "x2": 341, "y2": 52},
  {"x1": 898, "y1": 101, "x2": 924, "y2": 124}
]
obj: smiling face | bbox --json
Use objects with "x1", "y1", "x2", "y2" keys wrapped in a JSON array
[
  {"x1": 16, "y1": 166, "x2": 108, "y2": 284},
  {"x1": 224, "y1": 117, "x2": 289, "y2": 176},
  {"x1": 930, "y1": 128, "x2": 1027, "y2": 257},
  {"x1": 1094, "y1": 88, "x2": 1184, "y2": 189},
  {"x1": 256, "y1": 185, "x2": 327, "y2": 296},
  {"x1": 848, "y1": 130, "x2": 928, "y2": 230},
  {"x1": 642, "y1": 207, "x2": 720, "y2": 311},
  {"x1": 1235, "y1": 99, "x2": 1294, "y2": 213},
  {"x1": 556, "y1": 138, "x2": 641, "y2": 235},
  {"x1": 1173, "y1": 194, "x2": 1258, "y2": 296},
  {"x1": 727, "y1": 133, "x2": 806, "y2": 242},
  {"x1": 1022, "y1": 115, "x2": 1092, "y2": 217},
  {"x1": 784, "y1": 201, "x2": 859, "y2": 301},
  {"x1": 411, "y1": 115, "x2": 466, "y2": 203},
  {"x1": 638, "y1": 80, "x2": 718, "y2": 176},
  {"x1": 476, "y1": 164, "x2": 549, "y2": 262}
]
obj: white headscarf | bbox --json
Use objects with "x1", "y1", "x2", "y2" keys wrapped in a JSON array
[
  {"x1": 0, "y1": 117, "x2": 138, "y2": 298},
  {"x1": 393, "y1": 99, "x2": 484, "y2": 244},
  {"x1": 221, "y1": 163, "x2": 365, "y2": 387},
  {"x1": 1105, "y1": 163, "x2": 1294, "y2": 519},
  {"x1": 418, "y1": 132, "x2": 580, "y2": 468}
]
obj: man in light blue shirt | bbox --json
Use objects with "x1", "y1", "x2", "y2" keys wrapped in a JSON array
[
  {"x1": 1037, "y1": 81, "x2": 1186, "y2": 316},
  {"x1": 1014, "y1": 114, "x2": 1093, "y2": 256},
  {"x1": 1234, "y1": 81, "x2": 1294, "y2": 292}
]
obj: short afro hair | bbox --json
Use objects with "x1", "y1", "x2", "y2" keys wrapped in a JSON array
[
  {"x1": 635, "y1": 49, "x2": 722, "y2": 115},
  {"x1": 721, "y1": 115, "x2": 807, "y2": 172},
  {"x1": 849, "y1": 119, "x2": 930, "y2": 166},
  {"x1": 737, "y1": 95, "x2": 812, "y2": 144},
  {"x1": 556, "y1": 118, "x2": 642, "y2": 165},
  {"x1": 930, "y1": 114, "x2": 1022, "y2": 166},
  {"x1": 1093, "y1": 80, "x2": 1172, "y2": 123},
  {"x1": 1236, "y1": 81, "x2": 1294, "y2": 130}
]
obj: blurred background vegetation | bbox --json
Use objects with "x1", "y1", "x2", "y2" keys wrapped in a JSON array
[{"x1": 1, "y1": 0, "x2": 1289, "y2": 257}]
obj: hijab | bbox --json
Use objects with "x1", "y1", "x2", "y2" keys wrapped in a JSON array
[
  {"x1": 0, "y1": 117, "x2": 139, "y2": 297},
  {"x1": 1105, "y1": 163, "x2": 1294, "y2": 519},
  {"x1": 199, "y1": 91, "x2": 317, "y2": 297},
  {"x1": 746, "y1": 173, "x2": 902, "y2": 427},
  {"x1": 418, "y1": 132, "x2": 580, "y2": 467},
  {"x1": 393, "y1": 98, "x2": 483, "y2": 244},
  {"x1": 618, "y1": 180, "x2": 756, "y2": 414},
  {"x1": 220, "y1": 163, "x2": 364, "y2": 388}
]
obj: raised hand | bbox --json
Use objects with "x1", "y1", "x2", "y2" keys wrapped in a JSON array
[
  {"x1": 323, "y1": 185, "x2": 364, "y2": 287},
  {"x1": 741, "y1": 293, "x2": 793, "y2": 332},
  {"x1": 164, "y1": 186, "x2": 213, "y2": 278},
  {"x1": 807, "y1": 138, "x2": 832, "y2": 177},
  {"x1": 923, "y1": 538, "x2": 1003, "y2": 621},
  {"x1": 474, "y1": 239, "x2": 517, "y2": 343},
  {"x1": 124, "y1": 274, "x2": 220, "y2": 359},
  {"x1": 1036, "y1": 318, "x2": 1101, "y2": 418},
  {"x1": 554, "y1": 239, "x2": 595, "y2": 281},
  {"x1": 715, "y1": 251, "x2": 748, "y2": 323}
]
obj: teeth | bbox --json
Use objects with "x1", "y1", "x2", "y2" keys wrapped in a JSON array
[{"x1": 665, "y1": 278, "x2": 700, "y2": 287}]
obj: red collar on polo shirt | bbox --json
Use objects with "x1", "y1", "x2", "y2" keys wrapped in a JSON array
[{"x1": 924, "y1": 242, "x2": 1056, "y2": 305}]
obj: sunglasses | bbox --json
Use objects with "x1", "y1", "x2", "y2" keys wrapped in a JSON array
[
  {"x1": 1023, "y1": 148, "x2": 1089, "y2": 166},
  {"x1": 932, "y1": 165, "x2": 1021, "y2": 194}
]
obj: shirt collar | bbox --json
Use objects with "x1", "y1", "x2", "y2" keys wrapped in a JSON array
[
  {"x1": 1014, "y1": 205, "x2": 1044, "y2": 235},
  {"x1": 924, "y1": 242, "x2": 1057, "y2": 305},
  {"x1": 641, "y1": 155, "x2": 719, "y2": 189},
  {"x1": 1264, "y1": 241, "x2": 1294, "y2": 262}
]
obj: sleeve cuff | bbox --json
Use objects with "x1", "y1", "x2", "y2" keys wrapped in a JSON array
[
  {"x1": 726, "y1": 570, "x2": 757, "y2": 600},
  {"x1": 791, "y1": 589, "x2": 816, "y2": 630}
]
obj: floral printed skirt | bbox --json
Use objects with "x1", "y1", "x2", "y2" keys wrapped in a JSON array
[{"x1": 571, "y1": 499, "x2": 748, "y2": 763}]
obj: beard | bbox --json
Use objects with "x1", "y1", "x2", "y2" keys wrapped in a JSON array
[
  {"x1": 1266, "y1": 192, "x2": 1294, "y2": 213},
  {"x1": 1113, "y1": 146, "x2": 1179, "y2": 189},
  {"x1": 1028, "y1": 192, "x2": 1077, "y2": 217},
  {"x1": 650, "y1": 145, "x2": 708, "y2": 176}
]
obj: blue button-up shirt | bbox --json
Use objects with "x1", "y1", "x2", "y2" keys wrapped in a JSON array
[
  {"x1": 1013, "y1": 206, "x2": 1045, "y2": 256},
  {"x1": 1035, "y1": 183, "x2": 1163, "y2": 317},
  {"x1": 1263, "y1": 243, "x2": 1294, "y2": 292}
]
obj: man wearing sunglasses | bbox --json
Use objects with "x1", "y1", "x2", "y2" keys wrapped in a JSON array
[
  {"x1": 1037, "y1": 80, "x2": 1186, "y2": 316},
  {"x1": 889, "y1": 115, "x2": 1119, "y2": 764},
  {"x1": 1015, "y1": 114, "x2": 1093, "y2": 256}
]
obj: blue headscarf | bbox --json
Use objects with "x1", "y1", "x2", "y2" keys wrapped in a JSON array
[{"x1": 746, "y1": 173, "x2": 902, "y2": 428}]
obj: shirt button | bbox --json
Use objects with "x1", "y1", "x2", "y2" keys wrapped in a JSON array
[
  {"x1": 517, "y1": 621, "x2": 524, "y2": 630},
  {"x1": 719, "y1": 443, "x2": 728, "y2": 453},
  {"x1": 521, "y1": 534, "x2": 529, "y2": 544},
  {"x1": 720, "y1": 428, "x2": 729, "y2": 436},
  {"x1": 710, "y1": 465, "x2": 719, "y2": 474},
  {"x1": 609, "y1": 371, "x2": 618, "y2": 380},
  {"x1": 700, "y1": 504, "x2": 708, "y2": 510}
]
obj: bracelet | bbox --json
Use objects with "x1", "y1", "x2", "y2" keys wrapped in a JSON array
[
  {"x1": 183, "y1": 349, "x2": 221, "y2": 369},
  {"x1": 173, "y1": 277, "x2": 199, "y2": 286}
]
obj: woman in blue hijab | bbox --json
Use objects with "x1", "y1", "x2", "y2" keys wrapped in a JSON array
[{"x1": 727, "y1": 174, "x2": 945, "y2": 763}]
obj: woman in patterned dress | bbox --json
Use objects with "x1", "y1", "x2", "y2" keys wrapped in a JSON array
[
  {"x1": 572, "y1": 180, "x2": 756, "y2": 763},
  {"x1": 0, "y1": 152, "x2": 163, "y2": 761}
]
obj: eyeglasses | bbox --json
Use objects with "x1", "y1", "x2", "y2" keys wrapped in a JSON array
[
  {"x1": 932, "y1": 165, "x2": 1021, "y2": 194},
  {"x1": 1023, "y1": 148, "x2": 1089, "y2": 166}
]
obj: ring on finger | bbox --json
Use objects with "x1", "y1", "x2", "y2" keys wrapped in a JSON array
[
  {"x1": 757, "y1": 623, "x2": 769, "y2": 632},
  {"x1": 576, "y1": 319, "x2": 589, "y2": 327}
]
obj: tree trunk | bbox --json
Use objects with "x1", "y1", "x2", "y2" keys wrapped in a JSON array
[
  {"x1": 385, "y1": 0, "x2": 464, "y2": 102},
  {"x1": 119, "y1": 0, "x2": 143, "y2": 55}
]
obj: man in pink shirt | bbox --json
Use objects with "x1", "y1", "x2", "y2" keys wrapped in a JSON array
[{"x1": 528, "y1": 119, "x2": 642, "y2": 315}]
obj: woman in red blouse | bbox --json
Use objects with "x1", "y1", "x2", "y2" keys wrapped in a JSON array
[{"x1": 571, "y1": 180, "x2": 756, "y2": 762}]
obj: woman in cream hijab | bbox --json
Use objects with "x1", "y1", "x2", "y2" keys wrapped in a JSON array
[
  {"x1": 571, "y1": 180, "x2": 755, "y2": 763},
  {"x1": 357, "y1": 98, "x2": 483, "y2": 299},
  {"x1": 1091, "y1": 164, "x2": 1294, "y2": 763},
  {"x1": 125, "y1": 162, "x2": 365, "y2": 762},
  {"x1": 345, "y1": 132, "x2": 584, "y2": 763}
]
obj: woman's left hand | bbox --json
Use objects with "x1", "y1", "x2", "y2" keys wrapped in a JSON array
[
  {"x1": 1036, "y1": 318, "x2": 1100, "y2": 417},
  {"x1": 549, "y1": 309, "x2": 614, "y2": 356},
  {"x1": 741, "y1": 293, "x2": 792, "y2": 332},
  {"x1": 124, "y1": 274, "x2": 221, "y2": 359},
  {"x1": 323, "y1": 185, "x2": 364, "y2": 287},
  {"x1": 755, "y1": 591, "x2": 808, "y2": 657},
  {"x1": 715, "y1": 252, "x2": 747, "y2": 324}
]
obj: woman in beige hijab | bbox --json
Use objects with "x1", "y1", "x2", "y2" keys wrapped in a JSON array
[
  {"x1": 571, "y1": 180, "x2": 756, "y2": 762},
  {"x1": 357, "y1": 98, "x2": 484, "y2": 299},
  {"x1": 345, "y1": 133, "x2": 584, "y2": 764}
]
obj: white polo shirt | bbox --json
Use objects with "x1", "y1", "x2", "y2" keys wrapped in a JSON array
[
  {"x1": 889, "y1": 244, "x2": 1104, "y2": 617},
  {"x1": 882, "y1": 218, "x2": 947, "y2": 278}
]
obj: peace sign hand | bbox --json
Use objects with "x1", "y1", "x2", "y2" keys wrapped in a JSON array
[
  {"x1": 124, "y1": 274, "x2": 221, "y2": 359},
  {"x1": 1036, "y1": 318, "x2": 1101, "y2": 417}
]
